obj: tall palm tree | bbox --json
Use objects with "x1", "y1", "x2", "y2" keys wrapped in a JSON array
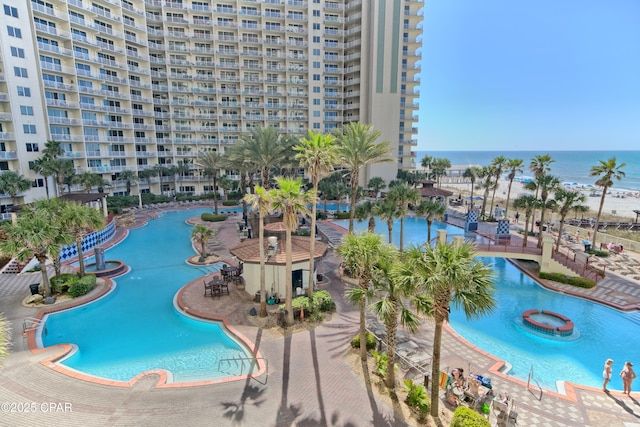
[
  {"x1": 430, "y1": 157, "x2": 451, "y2": 187},
  {"x1": 478, "y1": 166, "x2": 495, "y2": 220},
  {"x1": 118, "y1": 170, "x2": 137, "y2": 196},
  {"x1": 73, "y1": 171, "x2": 105, "y2": 193},
  {"x1": 196, "y1": 151, "x2": 223, "y2": 214},
  {"x1": 527, "y1": 174, "x2": 561, "y2": 248},
  {"x1": 244, "y1": 185, "x2": 272, "y2": 317},
  {"x1": 513, "y1": 194, "x2": 539, "y2": 247},
  {"x1": 463, "y1": 166, "x2": 481, "y2": 211},
  {"x1": 0, "y1": 200, "x2": 73, "y2": 297},
  {"x1": 488, "y1": 156, "x2": 507, "y2": 220},
  {"x1": 269, "y1": 177, "x2": 312, "y2": 325},
  {"x1": 528, "y1": 154, "x2": 555, "y2": 235},
  {"x1": 374, "y1": 199, "x2": 399, "y2": 245},
  {"x1": 590, "y1": 157, "x2": 626, "y2": 247},
  {"x1": 504, "y1": 158, "x2": 524, "y2": 218},
  {"x1": 224, "y1": 144, "x2": 257, "y2": 220},
  {"x1": 415, "y1": 199, "x2": 446, "y2": 246},
  {"x1": 338, "y1": 232, "x2": 387, "y2": 361},
  {"x1": 400, "y1": 241, "x2": 495, "y2": 418},
  {"x1": 295, "y1": 130, "x2": 339, "y2": 297},
  {"x1": 241, "y1": 126, "x2": 288, "y2": 189},
  {"x1": 41, "y1": 140, "x2": 66, "y2": 197},
  {"x1": 153, "y1": 164, "x2": 168, "y2": 195},
  {"x1": 367, "y1": 176, "x2": 386, "y2": 200},
  {"x1": 334, "y1": 122, "x2": 392, "y2": 233},
  {"x1": 354, "y1": 200, "x2": 377, "y2": 233},
  {"x1": 61, "y1": 201, "x2": 105, "y2": 276},
  {"x1": 386, "y1": 183, "x2": 420, "y2": 251},
  {"x1": 191, "y1": 224, "x2": 214, "y2": 262},
  {"x1": 51, "y1": 159, "x2": 75, "y2": 196},
  {"x1": 31, "y1": 157, "x2": 56, "y2": 199},
  {"x1": 138, "y1": 168, "x2": 155, "y2": 194},
  {"x1": 0, "y1": 171, "x2": 31, "y2": 207},
  {"x1": 420, "y1": 155, "x2": 433, "y2": 179},
  {"x1": 553, "y1": 189, "x2": 588, "y2": 251}
]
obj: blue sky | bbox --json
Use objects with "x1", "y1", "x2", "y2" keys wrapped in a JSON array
[{"x1": 417, "y1": 0, "x2": 640, "y2": 151}]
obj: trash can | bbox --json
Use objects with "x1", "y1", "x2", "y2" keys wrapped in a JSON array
[
  {"x1": 443, "y1": 213, "x2": 448, "y2": 221},
  {"x1": 584, "y1": 243, "x2": 591, "y2": 252},
  {"x1": 29, "y1": 283, "x2": 40, "y2": 295}
]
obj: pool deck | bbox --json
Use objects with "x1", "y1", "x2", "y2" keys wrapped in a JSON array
[{"x1": 1, "y1": 205, "x2": 640, "y2": 426}]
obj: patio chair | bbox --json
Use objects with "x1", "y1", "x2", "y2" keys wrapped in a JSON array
[{"x1": 203, "y1": 280, "x2": 213, "y2": 297}]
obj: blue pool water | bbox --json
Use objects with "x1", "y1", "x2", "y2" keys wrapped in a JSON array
[
  {"x1": 42, "y1": 208, "x2": 256, "y2": 383},
  {"x1": 339, "y1": 216, "x2": 640, "y2": 391}
]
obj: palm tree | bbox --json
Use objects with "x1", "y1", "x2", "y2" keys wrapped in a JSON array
[
  {"x1": 191, "y1": 224, "x2": 214, "y2": 262},
  {"x1": 400, "y1": 241, "x2": 495, "y2": 418},
  {"x1": 196, "y1": 151, "x2": 223, "y2": 214},
  {"x1": 504, "y1": 158, "x2": 524, "y2": 218},
  {"x1": 338, "y1": 232, "x2": 387, "y2": 361},
  {"x1": 269, "y1": 177, "x2": 312, "y2": 325},
  {"x1": 367, "y1": 176, "x2": 386, "y2": 200},
  {"x1": 590, "y1": 157, "x2": 626, "y2": 247},
  {"x1": 462, "y1": 166, "x2": 481, "y2": 210},
  {"x1": 153, "y1": 164, "x2": 168, "y2": 195},
  {"x1": 51, "y1": 159, "x2": 75, "y2": 195},
  {"x1": 244, "y1": 185, "x2": 272, "y2": 317},
  {"x1": 295, "y1": 130, "x2": 339, "y2": 297},
  {"x1": 374, "y1": 199, "x2": 399, "y2": 245},
  {"x1": 217, "y1": 175, "x2": 233, "y2": 200},
  {"x1": 138, "y1": 168, "x2": 155, "y2": 194},
  {"x1": 334, "y1": 122, "x2": 392, "y2": 233},
  {"x1": 43, "y1": 139, "x2": 64, "y2": 159},
  {"x1": 513, "y1": 194, "x2": 539, "y2": 247},
  {"x1": 527, "y1": 174, "x2": 561, "y2": 248},
  {"x1": 354, "y1": 200, "x2": 377, "y2": 233},
  {"x1": 0, "y1": 171, "x2": 31, "y2": 207},
  {"x1": 528, "y1": 154, "x2": 555, "y2": 236},
  {"x1": 31, "y1": 157, "x2": 57, "y2": 199},
  {"x1": 420, "y1": 155, "x2": 433, "y2": 178},
  {"x1": 430, "y1": 157, "x2": 451, "y2": 187},
  {"x1": 118, "y1": 170, "x2": 137, "y2": 196},
  {"x1": 386, "y1": 183, "x2": 420, "y2": 251},
  {"x1": 0, "y1": 200, "x2": 73, "y2": 297},
  {"x1": 73, "y1": 171, "x2": 105, "y2": 193},
  {"x1": 224, "y1": 144, "x2": 256, "y2": 220},
  {"x1": 61, "y1": 201, "x2": 105, "y2": 276},
  {"x1": 488, "y1": 156, "x2": 507, "y2": 220},
  {"x1": 478, "y1": 166, "x2": 495, "y2": 220},
  {"x1": 241, "y1": 126, "x2": 288, "y2": 189},
  {"x1": 553, "y1": 189, "x2": 588, "y2": 251},
  {"x1": 415, "y1": 199, "x2": 446, "y2": 246}
]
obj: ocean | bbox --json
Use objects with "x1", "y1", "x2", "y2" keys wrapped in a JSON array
[{"x1": 416, "y1": 151, "x2": 640, "y2": 192}]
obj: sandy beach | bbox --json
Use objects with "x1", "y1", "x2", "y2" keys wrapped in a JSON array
[{"x1": 442, "y1": 178, "x2": 640, "y2": 220}]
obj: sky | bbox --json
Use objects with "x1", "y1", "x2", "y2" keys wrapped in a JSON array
[{"x1": 416, "y1": 0, "x2": 640, "y2": 151}]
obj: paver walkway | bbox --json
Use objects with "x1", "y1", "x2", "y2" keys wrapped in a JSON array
[{"x1": 1, "y1": 206, "x2": 640, "y2": 426}]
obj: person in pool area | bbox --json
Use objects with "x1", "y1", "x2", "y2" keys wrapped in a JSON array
[
  {"x1": 603, "y1": 359, "x2": 614, "y2": 392},
  {"x1": 620, "y1": 361, "x2": 637, "y2": 395}
]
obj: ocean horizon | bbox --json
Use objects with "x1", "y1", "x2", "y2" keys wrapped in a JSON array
[{"x1": 416, "y1": 150, "x2": 640, "y2": 192}]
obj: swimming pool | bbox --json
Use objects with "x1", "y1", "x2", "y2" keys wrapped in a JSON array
[
  {"x1": 42, "y1": 208, "x2": 257, "y2": 383},
  {"x1": 337, "y1": 216, "x2": 640, "y2": 391}
]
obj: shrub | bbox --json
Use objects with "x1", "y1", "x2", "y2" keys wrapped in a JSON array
[
  {"x1": 372, "y1": 351, "x2": 388, "y2": 378},
  {"x1": 201, "y1": 213, "x2": 226, "y2": 222},
  {"x1": 335, "y1": 212, "x2": 350, "y2": 220},
  {"x1": 403, "y1": 379, "x2": 430, "y2": 413},
  {"x1": 350, "y1": 331, "x2": 377, "y2": 350},
  {"x1": 450, "y1": 405, "x2": 490, "y2": 427},
  {"x1": 227, "y1": 190, "x2": 243, "y2": 200},
  {"x1": 50, "y1": 273, "x2": 78, "y2": 294},
  {"x1": 296, "y1": 228, "x2": 311, "y2": 236},
  {"x1": 106, "y1": 195, "x2": 138, "y2": 208},
  {"x1": 68, "y1": 274, "x2": 97, "y2": 298},
  {"x1": 539, "y1": 272, "x2": 568, "y2": 282},
  {"x1": 586, "y1": 249, "x2": 609, "y2": 257},
  {"x1": 222, "y1": 200, "x2": 239, "y2": 206},
  {"x1": 567, "y1": 276, "x2": 596, "y2": 289},
  {"x1": 311, "y1": 290, "x2": 333, "y2": 312}
]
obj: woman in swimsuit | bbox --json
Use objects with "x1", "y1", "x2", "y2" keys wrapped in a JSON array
[
  {"x1": 621, "y1": 361, "x2": 637, "y2": 395},
  {"x1": 603, "y1": 359, "x2": 614, "y2": 392}
]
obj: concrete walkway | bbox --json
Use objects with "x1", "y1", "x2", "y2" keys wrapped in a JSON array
[{"x1": 1, "y1": 207, "x2": 640, "y2": 426}]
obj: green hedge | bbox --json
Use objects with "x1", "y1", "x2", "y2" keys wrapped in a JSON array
[
  {"x1": 68, "y1": 274, "x2": 97, "y2": 298},
  {"x1": 586, "y1": 249, "x2": 609, "y2": 257},
  {"x1": 335, "y1": 212, "x2": 350, "y2": 220},
  {"x1": 222, "y1": 200, "x2": 239, "y2": 206},
  {"x1": 450, "y1": 406, "x2": 491, "y2": 427},
  {"x1": 312, "y1": 290, "x2": 334, "y2": 312},
  {"x1": 350, "y1": 332, "x2": 377, "y2": 350},
  {"x1": 539, "y1": 272, "x2": 596, "y2": 289},
  {"x1": 201, "y1": 213, "x2": 227, "y2": 222},
  {"x1": 50, "y1": 273, "x2": 79, "y2": 294}
]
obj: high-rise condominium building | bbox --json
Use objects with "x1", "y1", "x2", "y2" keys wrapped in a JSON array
[{"x1": 0, "y1": 0, "x2": 422, "y2": 213}]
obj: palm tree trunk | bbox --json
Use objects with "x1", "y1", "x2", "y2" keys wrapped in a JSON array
[
  {"x1": 385, "y1": 300, "x2": 398, "y2": 388},
  {"x1": 399, "y1": 216, "x2": 405, "y2": 251},
  {"x1": 37, "y1": 255, "x2": 52, "y2": 297},
  {"x1": 212, "y1": 176, "x2": 218, "y2": 215},
  {"x1": 368, "y1": 216, "x2": 375, "y2": 233},
  {"x1": 537, "y1": 207, "x2": 547, "y2": 248},
  {"x1": 469, "y1": 181, "x2": 475, "y2": 211},
  {"x1": 259, "y1": 211, "x2": 267, "y2": 317},
  {"x1": 430, "y1": 316, "x2": 444, "y2": 418},
  {"x1": 349, "y1": 171, "x2": 359, "y2": 233},
  {"x1": 387, "y1": 221, "x2": 393, "y2": 245},
  {"x1": 555, "y1": 218, "x2": 565, "y2": 252},
  {"x1": 359, "y1": 279, "x2": 367, "y2": 361},
  {"x1": 523, "y1": 216, "x2": 530, "y2": 247},
  {"x1": 307, "y1": 183, "x2": 318, "y2": 298},
  {"x1": 285, "y1": 228, "x2": 293, "y2": 325},
  {"x1": 592, "y1": 188, "x2": 608, "y2": 248},
  {"x1": 44, "y1": 177, "x2": 50, "y2": 199},
  {"x1": 77, "y1": 238, "x2": 86, "y2": 276},
  {"x1": 427, "y1": 219, "x2": 432, "y2": 245},
  {"x1": 505, "y1": 179, "x2": 514, "y2": 218}
]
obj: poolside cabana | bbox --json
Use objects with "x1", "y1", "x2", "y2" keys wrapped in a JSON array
[
  {"x1": 419, "y1": 180, "x2": 453, "y2": 204},
  {"x1": 230, "y1": 236, "x2": 328, "y2": 299}
]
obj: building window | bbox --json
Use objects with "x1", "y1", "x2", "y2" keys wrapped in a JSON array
[
  {"x1": 26, "y1": 143, "x2": 40, "y2": 152},
  {"x1": 10, "y1": 46, "x2": 24, "y2": 58},
  {"x1": 17, "y1": 86, "x2": 31, "y2": 97},
  {"x1": 313, "y1": 87, "x2": 320, "y2": 93},
  {"x1": 313, "y1": 111, "x2": 320, "y2": 117},
  {"x1": 313, "y1": 10, "x2": 320, "y2": 17},
  {"x1": 7, "y1": 26, "x2": 22, "y2": 38},
  {"x1": 312, "y1": 23, "x2": 320, "y2": 30},
  {"x1": 4, "y1": 5, "x2": 18, "y2": 17},
  {"x1": 313, "y1": 99, "x2": 320, "y2": 105},
  {"x1": 20, "y1": 106, "x2": 34, "y2": 116},
  {"x1": 313, "y1": 74, "x2": 320, "y2": 81},
  {"x1": 23, "y1": 124, "x2": 37, "y2": 134},
  {"x1": 312, "y1": 36, "x2": 320, "y2": 43},
  {"x1": 14, "y1": 67, "x2": 28, "y2": 78},
  {"x1": 313, "y1": 123, "x2": 320, "y2": 129},
  {"x1": 313, "y1": 61, "x2": 320, "y2": 68},
  {"x1": 313, "y1": 49, "x2": 320, "y2": 56}
]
